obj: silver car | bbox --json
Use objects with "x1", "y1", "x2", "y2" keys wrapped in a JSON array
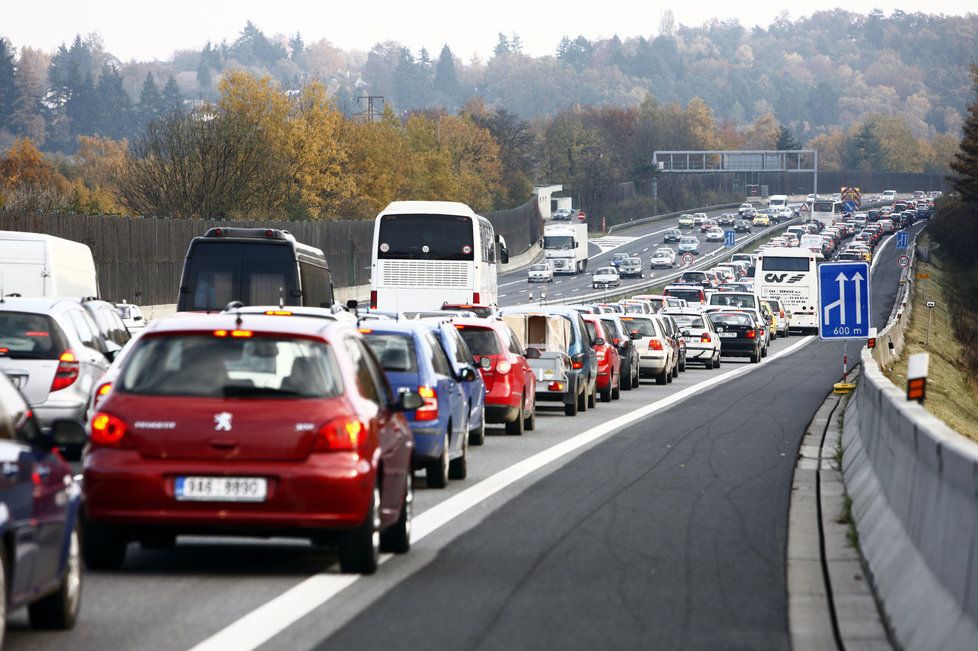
[
  {"x1": 527, "y1": 262, "x2": 555, "y2": 283},
  {"x1": 678, "y1": 236, "x2": 700, "y2": 255},
  {"x1": 0, "y1": 298, "x2": 117, "y2": 441}
]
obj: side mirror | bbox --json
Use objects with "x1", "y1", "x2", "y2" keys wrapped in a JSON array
[
  {"x1": 459, "y1": 366, "x2": 478, "y2": 382},
  {"x1": 524, "y1": 347, "x2": 541, "y2": 359},
  {"x1": 134, "y1": 315, "x2": 143, "y2": 321},
  {"x1": 104, "y1": 340, "x2": 122, "y2": 362},
  {"x1": 396, "y1": 389, "x2": 424, "y2": 412},
  {"x1": 682, "y1": 330, "x2": 691, "y2": 337},
  {"x1": 50, "y1": 419, "x2": 88, "y2": 448},
  {"x1": 592, "y1": 337, "x2": 605, "y2": 346},
  {"x1": 346, "y1": 299, "x2": 358, "y2": 310}
]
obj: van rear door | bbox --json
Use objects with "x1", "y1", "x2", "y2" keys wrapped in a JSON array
[{"x1": 0, "y1": 240, "x2": 47, "y2": 296}]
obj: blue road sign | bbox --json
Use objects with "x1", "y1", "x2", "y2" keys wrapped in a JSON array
[
  {"x1": 896, "y1": 230, "x2": 909, "y2": 249},
  {"x1": 842, "y1": 200, "x2": 858, "y2": 213},
  {"x1": 724, "y1": 230, "x2": 736, "y2": 248},
  {"x1": 818, "y1": 262, "x2": 871, "y2": 340}
]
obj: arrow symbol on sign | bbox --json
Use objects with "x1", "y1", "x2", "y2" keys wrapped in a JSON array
[
  {"x1": 823, "y1": 272, "x2": 848, "y2": 323},
  {"x1": 852, "y1": 271, "x2": 864, "y2": 325}
]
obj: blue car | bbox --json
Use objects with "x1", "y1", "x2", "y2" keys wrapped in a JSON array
[
  {"x1": 0, "y1": 372, "x2": 85, "y2": 635},
  {"x1": 421, "y1": 319, "x2": 487, "y2": 447},
  {"x1": 362, "y1": 322, "x2": 474, "y2": 488}
]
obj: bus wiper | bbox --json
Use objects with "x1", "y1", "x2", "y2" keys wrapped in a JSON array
[{"x1": 221, "y1": 385, "x2": 303, "y2": 398}]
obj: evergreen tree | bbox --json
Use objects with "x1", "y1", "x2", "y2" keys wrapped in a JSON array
[
  {"x1": 0, "y1": 38, "x2": 16, "y2": 127},
  {"x1": 494, "y1": 33, "x2": 510, "y2": 57},
  {"x1": 197, "y1": 61, "x2": 213, "y2": 96},
  {"x1": 776, "y1": 125, "x2": 801, "y2": 150},
  {"x1": 66, "y1": 72, "x2": 98, "y2": 137},
  {"x1": 433, "y1": 45, "x2": 458, "y2": 100},
  {"x1": 509, "y1": 33, "x2": 523, "y2": 54},
  {"x1": 949, "y1": 64, "x2": 978, "y2": 203},
  {"x1": 162, "y1": 75, "x2": 182, "y2": 113},
  {"x1": 96, "y1": 64, "x2": 134, "y2": 139},
  {"x1": 289, "y1": 32, "x2": 305, "y2": 60},
  {"x1": 138, "y1": 72, "x2": 164, "y2": 128}
]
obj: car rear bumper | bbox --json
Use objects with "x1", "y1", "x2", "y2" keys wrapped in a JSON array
[
  {"x1": 719, "y1": 341, "x2": 758, "y2": 356},
  {"x1": 485, "y1": 404, "x2": 520, "y2": 423},
  {"x1": 84, "y1": 451, "x2": 376, "y2": 530},
  {"x1": 639, "y1": 354, "x2": 667, "y2": 374}
]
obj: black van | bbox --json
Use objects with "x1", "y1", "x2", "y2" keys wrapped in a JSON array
[{"x1": 177, "y1": 227, "x2": 334, "y2": 312}]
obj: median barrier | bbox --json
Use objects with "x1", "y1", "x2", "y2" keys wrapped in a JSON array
[{"x1": 606, "y1": 202, "x2": 745, "y2": 235}]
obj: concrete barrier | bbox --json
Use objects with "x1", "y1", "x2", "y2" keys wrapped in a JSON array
[
  {"x1": 605, "y1": 202, "x2": 747, "y2": 234},
  {"x1": 843, "y1": 266, "x2": 978, "y2": 651}
]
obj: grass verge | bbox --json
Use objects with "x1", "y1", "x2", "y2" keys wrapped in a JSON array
[{"x1": 883, "y1": 235, "x2": 978, "y2": 442}]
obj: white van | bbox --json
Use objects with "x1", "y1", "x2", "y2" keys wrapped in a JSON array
[
  {"x1": 768, "y1": 195, "x2": 788, "y2": 209},
  {"x1": 0, "y1": 231, "x2": 99, "y2": 298}
]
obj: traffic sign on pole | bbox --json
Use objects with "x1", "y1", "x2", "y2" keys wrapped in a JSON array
[
  {"x1": 842, "y1": 200, "x2": 857, "y2": 213},
  {"x1": 818, "y1": 262, "x2": 871, "y2": 340},
  {"x1": 681, "y1": 253, "x2": 694, "y2": 266},
  {"x1": 896, "y1": 231, "x2": 909, "y2": 249},
  {"x1": 577, "y1": 210, "x2": 587, "y2": 222},
  {"x1": 723, "y1": 230, "x2": 736, "y2": 248},
  {"x1": 897, "y1": 255, "x2": 910, "y2": 268}
]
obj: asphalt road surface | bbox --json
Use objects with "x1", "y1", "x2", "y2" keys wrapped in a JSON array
[{"x1": 5, "y1": 217, "x2": 919, "y2": 651}]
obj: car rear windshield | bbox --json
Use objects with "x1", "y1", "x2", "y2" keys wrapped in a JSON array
[
  {"x1": 670, "y1": 315, "x2": 705, "y2": 329},
  {"x1": 664, "y1": 288, "x2": 703, "y2": 303},
  {"x1": 363, "y1": 333, "x2": 419, "y2": 373},
  {"x1": 709, "y1": 313, "x2": 752, "y2": 327},
  {"x1": 0, "y1": 312, "x2": 69, "y2": 360},
  {"x1": 181, "y1": 241, "x2": 299, "y2": 311},
  {"x1": 619, "y1": 317, "x2": 655, "y2": 336},
  {"x1": 119, "y1": 334, "x2": 343, "y2": 398},
  {"x1": 457, "y1": 327, "x2": 501, "y2": 356},
  {"x1": 710, "y1": 294, "x2": 756, "y2": 309}
]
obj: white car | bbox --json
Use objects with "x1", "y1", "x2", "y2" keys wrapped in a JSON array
[
  {"x1": 115, "y1": 301, "x2": 148, "y2": 332},
  {"x1": 678, "y1": 236, "x2": 700, "y2": 255},
  {"x1": 705, "y1": 228, "x2": 724, "y2": 242},
  {"x1": 649, "y1": 250, "x2": 676, "y2": 269},
  {"x1": 663, "y1": 309, "x2": 721, "y2": 368},
  {"x1": 527, "y1": 262, "x2": 555, "y2": 283},
  {"x1": 592, "y1": 266, "x2": 621, "y2": 289},
  {"x1": 626, "y1": 314, "x2": 678, "y2": 384}
]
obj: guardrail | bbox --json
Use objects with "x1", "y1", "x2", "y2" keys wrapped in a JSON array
[{"x1": 843, "y1": 348, "x2": 978, "y2": 650}]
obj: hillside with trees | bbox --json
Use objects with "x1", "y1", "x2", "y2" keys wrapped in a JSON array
[{"x1": 0, "y1": 10, "x2": 974, "y2": 220}]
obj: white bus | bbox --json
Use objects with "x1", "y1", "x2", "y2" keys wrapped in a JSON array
[
  {"x1": 811, "y1": 199, "x2": 844, "y2": 225},
  {"x1": 754, "y1": 247, "x2": 819, "y2": 333},
  {"x1": 370, "y1": 201, "x2": 507, "y2": 312}
]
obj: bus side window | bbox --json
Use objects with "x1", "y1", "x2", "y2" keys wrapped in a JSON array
[
  {"x1": 299, "y1": 262, "x2": 331, "y2": 307},
  {"x1": 481, "y1": 220, "x2": 494, "y2": 263}
]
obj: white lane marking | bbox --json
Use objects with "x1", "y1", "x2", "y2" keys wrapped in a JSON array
[
  {"x1": 571, "y1": 288, "x2": 580, "y2": 292},
  {"x1": 589, "y1": 236, "x2": 638, "y2": 258},
  {"x1": 517, "y1": 289, "x2": 527, "y2": 293},
  {"x1": 870, "y1": 232, "x2": 896, "y2": 273},
  {"x1": 499, "y1": 279, "x2": 525, "y2": 288},
  {"x1": 498, "y1": 294, "x2": 507, "y2": 298},
  {"x1": 189, "y1": 335, "x2": 817, "y2": 651}
]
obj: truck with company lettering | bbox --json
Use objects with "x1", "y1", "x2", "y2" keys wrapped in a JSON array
[{"x1": 543, "y1": 222, "x2": 588, "y2": 274}]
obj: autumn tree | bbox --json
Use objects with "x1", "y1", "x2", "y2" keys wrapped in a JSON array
[{"x1": 0, "y1": 138, "x2": 70, "y2": 210}]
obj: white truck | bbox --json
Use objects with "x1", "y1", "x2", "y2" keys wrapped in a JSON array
[
  {"x1": 544, "y1": 222, "x2": 588, "y2": 274},
  {"x1": 0, "y1": 231, "x2": 99, "y2": 298}
]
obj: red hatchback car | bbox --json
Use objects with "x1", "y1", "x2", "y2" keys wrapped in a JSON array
[
  {"x1": 83, "y1": 314, "x2": 420, "y2": 574},
  {"x1": 451, "y1": 318, "x2": 537, "y2": 436},
  {"x1": 582, "y1": 315, "x2": 621, "y2": 402}
]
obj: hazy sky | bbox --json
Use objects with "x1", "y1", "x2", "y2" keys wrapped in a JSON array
[{"x1": 2, "y1": 1, "x2": 975, "y2": 61}]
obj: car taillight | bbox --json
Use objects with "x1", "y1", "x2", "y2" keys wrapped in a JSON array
[
  {"x1": 746, "y1": 329, "x2": 756, "y2": 339},
  {"x1": 473, "y1": 292, "x2": 480, "y2": 303},
  {"x1": 648, "y1": 339, "x2": 663, "y2": 351},
  {"x1": 780, "y1": 310, "x2": 785, "y2": 318},
  {"x1": 700, "y1": 334, "x2": 711, "y2": 343},
  {"x1": 51, "y1": 350, "x2": 79, "y2": 392},
  {"x1": 314, "y1": 417, "x2": 365, "y2": 451},
  {"x1": 415, "y1": 386, "x2": 439, "y2": 421},
  {"x1": 370, "y1": 290, "x2": 377, "y2": 309},
  {"x1": 571, "y1": 353, "x2": 585, "y2": 369},
  {"x1": 90, "y1": 412, "x2": 127, "y2": 446},
  {"x1": 496, "y1": 360, "x2": 512, "y2": 374},
  {"x1": 93, "y1": 382, "x2": 113, "y2": 409}
]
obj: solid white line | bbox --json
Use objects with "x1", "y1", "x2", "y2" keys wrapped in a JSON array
[
  {"x1": 870, "y1": 232, "x2": 895, "y2": 273},
  {"x1": 188, "y1": 335, "x2": 816, "y2": 651}
]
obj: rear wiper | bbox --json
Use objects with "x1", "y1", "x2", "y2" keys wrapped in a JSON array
[{"x1": 221, "y1": 385, "x2": 303, "y2": 398}]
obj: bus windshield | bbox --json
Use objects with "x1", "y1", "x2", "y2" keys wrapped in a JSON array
[
  {"x1": 761, "y1": 256, "x2": 811, "y2": 271},
  {"x1": 181, "y1": 242, "x2": 298, "y2": 311},
  {"x1": 377, "y1": 214, "x2": 474, "y2": 261},
  {"x1": 812, "y1": 201, "x2": 839, "y2": 214}
]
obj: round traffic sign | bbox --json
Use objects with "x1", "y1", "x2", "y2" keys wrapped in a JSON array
[
  {"x1": 577, "y1": 210, "x2": 587, "y2": 221},
  {"x1": 681, "y1": 253, "x2": 694, "y2": 266},
  {"x1": 897, "y1": 255, "x2": 910, "y2": 268}
]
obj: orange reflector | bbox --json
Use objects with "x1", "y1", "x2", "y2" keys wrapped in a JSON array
[
  {"x1": 264, "y1": 310, "x2": 293, "y2": 316},
  {"x1": 358, "y1": 328, "x2": 373, "y2": 334},
  {"x1": 907, "y1": 378, "x2": 926, "y2": 401},
  {"x1": 58, "y1": 351, "x2": 77, "y2": 363},
  {"x1": 213, "y1": 330, "x2": 228, "y2": 337},
  {"x1": 867, "y1": 338, "x2": 877, "y2": 349}
]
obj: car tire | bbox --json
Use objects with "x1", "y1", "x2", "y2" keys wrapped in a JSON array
[
  {"x1": 750, "y1": 351, "x2": 760, "y2": 364},
  {"x1": 425, "y1": 430, "x2": 450, "y2": 488},
  {"x1": 671, "y1": 363, "x2": 679, "y2": 378},
  {"x1": 713, "y1": 354, "x2": 721, "y2": 369},
  {"x1": 506, "y1": 399, "x2": 525, "y2": 435},
  {"x1": 81, "y1": 516, "x2": 127, "y2": 571},
  {"x1": 656, "y1": 369, "x2": 668, "y2": 385},
  {"x1": 448, "y1": 426, "x2": 468, "y2": 480},
  {"x1": 587, "y1": 384, "x2": 596, "y2": 408},
  {"x1": 523, "y1": 402, "x2": 536, "y2": 431},
  {"x1": 600, "y1": 384, "x2": 612, "y2": 402},
  {"x1": 632, "y1": 365, "x2": 640, "y2": 388},
  {"x1": 667, "y1": 366, "x2": 674, "y2": 383},
  {"x1": 621, "y1": 362, "x2": 633, "y2": 391},
  {"x1": 679, "y1": 357, "x2": 686, "y2": 373},
  {"x1": 611, "y1": 373, "x2": 621, "y2": 400},
  {"x1": 338, "y1": 485, "x2": 381, "y2": 574},
  {"x1": 564, "y1": 398, "x2": 578, "y2": 416},
  {"x1": 380, "y1": 474, "x2": 412, "y2": 554},
  {"x1": 29, "y1": 517, "x2": 82, "y2": 629},
  {"x1": 761, "y1": 346, "x2": 768, "y2": 358},
  {"x1": 469, "y1": 407, "x2": 485, "y2": 446}
]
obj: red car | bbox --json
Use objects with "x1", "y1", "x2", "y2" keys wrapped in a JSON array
[
  {"x1": 582, "y1": 315, "x2": 622, "y2": 402},
  {"x1": 451, "y1": 318, "x2": 537, "y2": 436},
  {"x1": 83, "y1": 314, "x2": 419, "y2": 575}
]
